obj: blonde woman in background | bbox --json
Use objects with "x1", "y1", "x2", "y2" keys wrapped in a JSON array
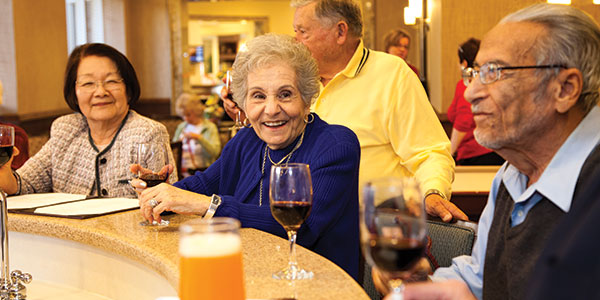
[{"x1": 173, "y1": 93, "x2": 221, "y2": 177}]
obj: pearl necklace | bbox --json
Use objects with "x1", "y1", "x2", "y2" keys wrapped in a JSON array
[{"x1": 258, "y1": 130, "x2": 306, "y2": 206}]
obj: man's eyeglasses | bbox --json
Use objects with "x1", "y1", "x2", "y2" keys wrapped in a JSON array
[
  {"x1": 76, "y1": 78, "x2": 124, "y2": 92},
  {"x1": 462, "y1": 63, "x2": 567, "y2": 86}
]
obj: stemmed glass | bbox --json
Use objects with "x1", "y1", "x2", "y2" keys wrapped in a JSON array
[
  {"x1": 360, "y1": 177, "x2": 427, "y2": 299},
  {"x1": 225, "y1": 70, "x2": 244, "y2": 132},
  {"x1": 269, "y1": 163, "x2": 314, "y2": 280},
  {"x1": 0, "y1": 126, "x2": 15, "y2": 168},
  {"x1": 133, "y1": 142, "x2": 171, "y2": 226},
  {"x1": 135, "y1": 143, "x2": 170, "y2": 187}
]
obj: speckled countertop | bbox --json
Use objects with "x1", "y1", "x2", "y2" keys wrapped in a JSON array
[{"x1": 7, "y1": 210, "x2": 369, "y2": 300}]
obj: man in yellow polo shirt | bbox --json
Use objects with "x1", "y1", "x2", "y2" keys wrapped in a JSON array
[{"x1": 291, "y1": 0, "x2": 466, "y2": 222}]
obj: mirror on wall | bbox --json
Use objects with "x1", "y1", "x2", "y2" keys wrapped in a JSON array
[{"x1": 186, "y1": 17, "x2": 268, "y2": 89}]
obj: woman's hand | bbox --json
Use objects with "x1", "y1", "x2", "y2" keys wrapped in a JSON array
[
  {"x1": 401, "y1": 280, "x2": 476, "y2": 300},
  {"x1": 220, "y1": 86, "x2": 246, "y2": 121},
  {"x1": 138, "y1": 183, "x2": 211, "y2": 223}
]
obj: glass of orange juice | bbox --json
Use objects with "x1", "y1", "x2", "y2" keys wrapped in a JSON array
[{"x1": 179, "y1": 217, "x2": 245, "y2": 300}]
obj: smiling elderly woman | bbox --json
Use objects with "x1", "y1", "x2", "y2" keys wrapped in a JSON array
[
  {"x1": 135, "y1": 34, "x2": 361, "y2": 280},
  {"x1": 0, "y1": 43, "x2": 176, "y2": 197}
]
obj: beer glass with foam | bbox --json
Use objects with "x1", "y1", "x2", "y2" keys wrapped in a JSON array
[{"x1": 179, "y1": 217, "x2": 245, "y2": 300}]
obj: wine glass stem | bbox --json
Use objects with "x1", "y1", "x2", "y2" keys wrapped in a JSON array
[{"x1": 287, "y1": 230, "x2": 299, "y2": 276}]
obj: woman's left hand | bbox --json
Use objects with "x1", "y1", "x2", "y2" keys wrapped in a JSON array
[{"x1": 138, "y1": 183, "x2": 211, "y2": 223}]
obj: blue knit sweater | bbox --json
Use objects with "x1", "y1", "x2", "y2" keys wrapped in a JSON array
[{"x1": 174, "y1": 114, "x2": 361, "y2": 280}]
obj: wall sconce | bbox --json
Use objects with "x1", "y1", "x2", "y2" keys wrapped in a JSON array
[
  {"x1": 547, "y1": 0, "x2": 571, "y2": 4},
  {"x1": 404, "y1": 0, "x2": 423, "y2": 25},
  {"x1": 409, "y1": 0, "x2": 423, "y2": 18},
  {"x1": 404, "y1": 7, "x2": 416, "y2": 25}
]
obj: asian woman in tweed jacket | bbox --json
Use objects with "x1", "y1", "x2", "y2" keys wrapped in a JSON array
[{"x1": 0, "y1": 43, "x2": 176, "y2": 198}]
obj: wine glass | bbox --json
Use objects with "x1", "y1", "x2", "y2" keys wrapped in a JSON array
[
  {"x1": 135, "y1": 143, "x2": 171, "y2": 187},
  {"x1": 134, "y1": 142, "x2": 170, "y2": 226},
  {"x1": 0, "y1": 126, "x2": 15, "y2": 168},
  {"x1": 269, "y1": 163, "x2": 314, "y2": 280},
  {"x1": 360, "y1": 177, "x2": 427, "y2": 299},
  {"x1": 225, "y1": 70, "x2": 244, "y2": 132}
]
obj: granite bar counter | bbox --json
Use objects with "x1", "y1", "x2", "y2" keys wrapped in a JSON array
[{"x1": 7, "y1": 210, "x2": 369, "y2": 300}]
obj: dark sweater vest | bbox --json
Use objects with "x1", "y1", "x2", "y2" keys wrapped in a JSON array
[{"x1": 482, "y1": 144, "x2": 600, "y2": 300}]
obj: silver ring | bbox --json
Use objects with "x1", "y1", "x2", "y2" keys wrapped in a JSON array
[{"x1": 148, "y1": 199, "x2": 159, "y2": 208}]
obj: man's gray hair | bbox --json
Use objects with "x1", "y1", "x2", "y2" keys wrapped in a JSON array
[
  {"x1": 231, "y1": 33, "x2": 320, "y2": 109},
  {"x1": 501, "y1": 3, "x2": 600, "y2": 113},
  {"x1": 291, "y1": 0, "x2": 363, "y2": 38}
]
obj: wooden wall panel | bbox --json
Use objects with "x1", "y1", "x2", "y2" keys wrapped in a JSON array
[
  {"x1": 12, "y1": 0, "x2": 69, "y2": 119},
  {"x1": 125, "y1": 0, "x2": 172, "y2": 101}
]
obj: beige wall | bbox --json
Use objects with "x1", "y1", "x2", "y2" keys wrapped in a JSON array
[
  {"x1": 7, "y1": 0, "x2": 70, "y2": 119},
  {"x1": 0, "y1": 0, "x2": 18, "y2": 114},
  {"x1": 439, "y1": 0, "x2": 600, "y2": 113},
  {"x1": 104, "y1": 0, "x2": 127, "y2": 54},
  {"x1": 187, "y1": 1, "x2": 295, "y2": 36},
  {"x1": 124, "y1": 0, "x2": 172, "y2": 101}
]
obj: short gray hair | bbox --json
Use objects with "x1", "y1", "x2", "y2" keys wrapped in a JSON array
[
  {"x1": 175, "y1": 92, "x2": 205, "y2": 118},
  {"x1": 231, "y1": 34, "x2": 320, "y2": 109},
  {"x1": 500, "y1": 3, "x2": 600, "y2": 113},
  {"x1": 291, "y1": 0, "x2": 363, "y2": 38}
]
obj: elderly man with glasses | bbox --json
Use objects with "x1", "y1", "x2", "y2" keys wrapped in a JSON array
[{"x1": 379, "y1": 3, "x2": 600, "y2": 300}]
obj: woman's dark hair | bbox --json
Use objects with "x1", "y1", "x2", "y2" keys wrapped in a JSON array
[
  {"x1": 63, "y1": 43, "x2": 140, "y2": 112},
  {"x1": 458, "y1": 38, "x2": 481, "y2": 68}
]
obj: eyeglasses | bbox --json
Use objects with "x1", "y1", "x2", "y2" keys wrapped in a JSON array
[
  {"x1": 76, "y1": 78, "x2": 124, "y2": 92},
  {"x1": 462, "y1": 63, "x2": 567, "y2": 86}
]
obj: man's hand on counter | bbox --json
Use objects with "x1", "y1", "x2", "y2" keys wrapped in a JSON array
[{"x1": 425, "y1": 194, "x2": 468, "y2": 222}]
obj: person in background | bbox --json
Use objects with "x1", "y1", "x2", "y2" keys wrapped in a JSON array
[
  {"x1": 133, "y1": 34, "x2": 361, "y2": 280},
  {"x1": 0, "y1": 43, "x2": 176, "y2": 197},
  {"x1": 384, "y1": 28, "x2": 420, "y2": 77},
  {"x1": 289, "y1": 0, "x2": 463, "y2": 222},
  {"x1": 381, "y1": 3, "x2": 600, "y2": 299},
  {"x1": 0, "y1": 79, "x2": 29, "y2": 169},
  {"x1": 447, "y1": 38, "x2": 504, "y2": 165},
  {"x1": 173, "y1": 92, "x2": 221, "y2": 177}
]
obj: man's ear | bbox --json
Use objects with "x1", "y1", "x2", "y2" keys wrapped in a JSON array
[
  {"x1": 334, "y1": 21, "x2": 349, "y2": 45},
  {"x1": 553, "y1": 68, "x2": 583, "y2": 113}
]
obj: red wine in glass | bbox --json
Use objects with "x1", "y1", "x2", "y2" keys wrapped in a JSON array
[
  {"x1": 140, "y1": 173, "x2": 168, "y2": 187},
  {"x1": 0, "y1": 126, "x2": 15, "y2": 168},
  {"x1": 0, "y1": 146, "x2": 14, "y2": 167},
  {"x1": 367, "y1": 237, "x2": 425, "y2": 274},
  {"x1": 271, "y1": 201, "x2": 312, "y2": 232}
]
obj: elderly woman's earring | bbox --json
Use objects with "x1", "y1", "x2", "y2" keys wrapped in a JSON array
[
  {"x1": 304, "y1": 113, "x2": 315, "y2": 124},
  {"x1": 243, "y1": 117, "x2": 252, "y2": 128}
]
